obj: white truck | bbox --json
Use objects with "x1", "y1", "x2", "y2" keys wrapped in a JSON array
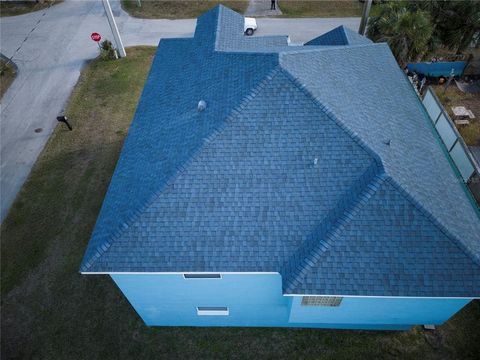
[{"x1": 244, "y1": 17, "x2": 257, "y2": 36}]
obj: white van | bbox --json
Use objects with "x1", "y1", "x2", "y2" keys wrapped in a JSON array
[{"x1": 244, "y1": 17, "x2": 257, "y2": 36}]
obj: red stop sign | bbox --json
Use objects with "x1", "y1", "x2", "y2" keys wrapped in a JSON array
[{"x1": 91, "y1": 32, "x2": 101, "y2": 42}]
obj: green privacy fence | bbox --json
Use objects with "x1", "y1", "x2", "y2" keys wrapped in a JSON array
[{"x1": 422, "y1": 87, "x2": 479, "y2": 183}]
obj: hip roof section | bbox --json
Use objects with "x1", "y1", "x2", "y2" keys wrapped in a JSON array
[{"x1": 80, "y1": 5, "x2": 480, "y2": 298}]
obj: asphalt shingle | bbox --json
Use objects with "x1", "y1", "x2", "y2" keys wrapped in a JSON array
[
  {"x1": 304, "y1": 25, "x2": 372, "y2": 46},
  {"x1": 80, "y1": 5, "x2": 480, "y2": 297}
]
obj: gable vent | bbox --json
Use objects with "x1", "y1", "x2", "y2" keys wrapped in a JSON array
[{"x1": 301, "y1": 296, "x2": 343, "y2": 307}]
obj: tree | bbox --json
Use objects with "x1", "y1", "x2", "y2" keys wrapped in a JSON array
[
  {"x1": 421, "y1": 0, "x2": 480, "y2": 53},
  {"x1": 367, "y1": 2, "x2": 434, "y2": 66}
]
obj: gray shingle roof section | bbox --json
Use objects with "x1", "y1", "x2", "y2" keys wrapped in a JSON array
[
  {"x1": 80, "y1": 5, "x2": 480, "y2": 297},
  {"x1": 280, "y1": 45, "x2": 480, "y2": 266},
  {"x1": 196, "y1": 5, "x2": 289, "y2": 51},
  {"x1": 304, "y1": 25, "x2": 372, "y2": 46},
  {"x1": 85, "y1": 68, "x2": 377, "y2": 272},
  {"x1": 80, "y1": 36, "x2": 280, "y2": 271},
  {"x1": 284, "y1": 178, "x2": 480, "y2": 297}
]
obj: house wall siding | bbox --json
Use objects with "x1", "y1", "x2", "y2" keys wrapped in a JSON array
[
  {"x1": 288, "y1": 296, "x2": 470, "y2": 325},
  {"x1": 110, "y1": 274, "x2": 471, "y2": 330}
]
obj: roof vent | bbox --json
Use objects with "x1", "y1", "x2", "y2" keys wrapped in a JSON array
[
  {"x1": 198, "y1": 100, "x2": 207, "y2": 112},
  {"x1": 313, "y1": 157, "x2": 318, "y2": 166}
]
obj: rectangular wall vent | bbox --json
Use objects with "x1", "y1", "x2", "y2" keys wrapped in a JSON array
[
  {"x1": 197, "y1": 307, "x2": 229, "y2": 316},
  {"x1": 183, "y1": 273, "x2": 221, "y2": 279},
  {"x1": 301, "y1": 296, "x2": 343, "y2": 307}
]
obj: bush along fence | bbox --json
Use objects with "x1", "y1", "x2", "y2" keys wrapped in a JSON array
[{"x1": 422, "y1": 87, "x2": 480, "y2": 207}]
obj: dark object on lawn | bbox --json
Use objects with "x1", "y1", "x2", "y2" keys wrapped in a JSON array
[
  {"x1": 455, "y1": 79, "x2": 480, "y2": 94},
  {"x1": 56, "y1": 116, "x2": 72, "y2": 131}
]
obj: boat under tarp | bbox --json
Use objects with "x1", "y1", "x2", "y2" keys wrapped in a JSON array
[{"x1": 407, "y1": 61, "x2": 467, "y2": 77}]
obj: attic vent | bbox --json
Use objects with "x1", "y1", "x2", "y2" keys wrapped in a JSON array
[
  {"x1": 301, "y1": 296, "x2": 343, "y2": 307},
  {"x1": 183, "y1": 273, "x2": 221, "y2": 279},
  {"x1": 197, "y1": 307, "x2": 229, "y2": 316},
  {"x1": 198, "y1": 100, "x2": 207, "y2": 112}
]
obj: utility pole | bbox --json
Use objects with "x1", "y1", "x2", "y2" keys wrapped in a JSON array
[
  {"x1": 358, "y1": 0, "x2": 372, "y2": 36},
  {"x1": 102, "y1": 0, "x2": 126, "y2": 58}
]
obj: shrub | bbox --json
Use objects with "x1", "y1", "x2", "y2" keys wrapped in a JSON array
[{"x1": 100, "y1": 40, "x2": 117, "y2": 60}]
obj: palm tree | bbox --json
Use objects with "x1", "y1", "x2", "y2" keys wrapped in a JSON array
[
  {"x1": 368, "y1": 2, "x2": 434, "y2": 66},
  {"x1": 421, "y1": 0, "x2": 480, "y2": 53}
]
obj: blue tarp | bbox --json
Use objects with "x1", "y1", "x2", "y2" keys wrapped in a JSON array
[{"x1": 407, "y1": 61, "x2": 467, "y2": 77}]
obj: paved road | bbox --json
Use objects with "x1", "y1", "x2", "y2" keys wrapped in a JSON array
[{"x1": 0, "y1": 0, "x2": 359, "y2": 221}]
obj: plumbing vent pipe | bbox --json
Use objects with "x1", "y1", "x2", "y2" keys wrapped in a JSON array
[{"x1": 198, "y1": 100, "x2": 207, "y2": 112}]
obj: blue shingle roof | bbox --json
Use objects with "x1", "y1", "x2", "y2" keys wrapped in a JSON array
[
  {"x1": 80, "y1": 5, "x2": 480, "y2": 297},
  {"x1": 304, "y1": 25, "x2": 372, "y2": 46}
]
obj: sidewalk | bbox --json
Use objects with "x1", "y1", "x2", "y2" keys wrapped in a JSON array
[{"x1": 246, "y1": 0, "x2": 282, "y2": 16}]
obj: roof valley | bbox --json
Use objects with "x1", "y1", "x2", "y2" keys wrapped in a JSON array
[
  {"x1": 278, "y1": 66, "x2": 384, "y2": 168},
  {"x1": 282, "y1": 164, "x2": 386, "y2": 293}
]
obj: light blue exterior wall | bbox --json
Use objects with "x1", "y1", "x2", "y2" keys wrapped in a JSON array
[
  {"x1": 110, "y1": 274, "x2": 472, "y2": 330},
  {"x1": 288, "y1": 296, "x2": 470, "y2": 326}
]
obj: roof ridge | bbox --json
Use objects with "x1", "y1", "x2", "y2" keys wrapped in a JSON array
[
  {"x1": 283, "y1": 171, "x2": 388, "y2": 293},
  {"x1": 342, "y1": 26, "x2": 356, "y2": 44},
  {"x1": 80, "y1": 66, "x2": 283, "y2": 272},
  {"x1": 280, "y1": 42, "x2": 382, "y2": 55},
  {"x1": 342, "y1": 26, "x2": 373, "y2": 45},
  {"x1": 276, "y1": 55, "x2": 479, "y2": 292},
  {"x1": 304, "y1": 25, "x2": 370, "y2": 46},
  {"x1": 214, "y1": 4, "x2": 222, "y2": 50},
  {"x1": 386, "y1": 176, "x2": 480, "y2": 267},
  {"x1": 340, "y1": 26, "x2": 349, "y2": 44},
  {"x1": 278, "y1": 65, "x2": 383, "y2": 168}
]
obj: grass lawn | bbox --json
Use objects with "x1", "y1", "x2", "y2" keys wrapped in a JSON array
[
  {"x1": 279, "y1": 0, "x2": 365, "y2": 18},
  {"x1": 0, "y1": 0, "x2": 60, "y2": 17},
  {"x1": 121, "y1": 0, "x2": 375, "y2": 18},
  {"x1": 432, "y1": 85, "x2": 480, "y2": 206},
  {"x1": 433, "y1": 85, "x2": 480, "y2": 146},
  {"x1": 121, "y1": 0, "x2": 248, "y2": 19},
  {"x1": 0, "y1": 58, "x2": 16, "y2": 99},
  {"x1": 2, "y1": 46, "x2": 480, "y2": 359}
]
